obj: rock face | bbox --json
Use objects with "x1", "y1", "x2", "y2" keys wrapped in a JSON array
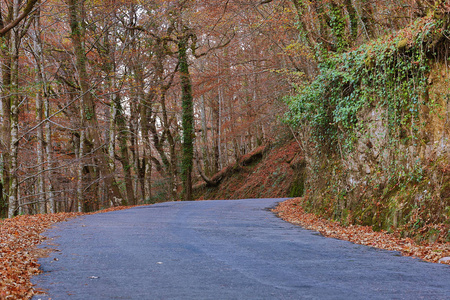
[
  {"x1": 345, "y1": 64, "x2": 449, "y2": 195},
  {"x1": 303, "y1": 62, "x2": 450, "y2": 239}
]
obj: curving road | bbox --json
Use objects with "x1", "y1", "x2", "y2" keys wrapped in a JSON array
[{"x1": 32, "y1": 198, "x2": 450, "y2": 299}]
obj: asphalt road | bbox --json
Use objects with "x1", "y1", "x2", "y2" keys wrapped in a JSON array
[{"x1": 32, "y1": 198, "x2": 450, "y2": 300}]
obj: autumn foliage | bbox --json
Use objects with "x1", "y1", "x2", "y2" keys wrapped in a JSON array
[
  {"x1": 0, "y1": 0, "x2": 449, "y2": 296},
  {"x1": 0, "y1": 0, "x2": 295, "y2": 216}
]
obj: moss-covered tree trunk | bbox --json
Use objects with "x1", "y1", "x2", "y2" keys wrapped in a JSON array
[
  {"x1": 178, "y1": 35, "x2": 194, "y2": 201},
  {"x1": 68, "y1": 0, "x2": 123, "y2": 210},
  {"x1": 1, "y1": 29, "x2": 12, "y2": 218},
  {"x1": 114, "y1": 95, "x2": 135, "y2": 206}
]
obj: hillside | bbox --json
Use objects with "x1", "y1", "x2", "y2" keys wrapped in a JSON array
[{"x1": 194, "y1": 139, "x2": 304, "y2": 200}]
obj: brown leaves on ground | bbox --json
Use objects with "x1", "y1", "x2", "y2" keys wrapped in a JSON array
[
  {"x1": 0, "y1": 205, "x2": 140, "y2": 300},
  {"x1": 197, "y1": 140, "x2": 303, "y2": 200},
  {"x1": 0, "y1": 212, "x2": 81, "y2": 299},
  {"x1": 273, "y1": 198, "x2": 450, "y2": 265}
]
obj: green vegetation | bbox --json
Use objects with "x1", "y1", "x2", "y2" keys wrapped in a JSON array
[
  {"x1": 289, "y1": 177, "x2": 304, "y2": 197},
  {"x1": 179, "y1": 34, "x2": 195, "y2": 201},
  {"x1": 286, "y1": 16, "x2": 447, "y2": 152},
  {"x1": 285, "y1": 15, "x2": 450, "y2": 242}
]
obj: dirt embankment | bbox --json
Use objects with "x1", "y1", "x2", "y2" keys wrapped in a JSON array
[{"x1": 194, "y1": 140, "x2": 304, "y2": 200}]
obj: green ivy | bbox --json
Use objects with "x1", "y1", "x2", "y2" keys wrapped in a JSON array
[
  {"x1": 285, "y1": 16, "x2": 450, "y2": 237},
  {"x1": 285, "y1": 17, "x2": 446, "y2": 154}
]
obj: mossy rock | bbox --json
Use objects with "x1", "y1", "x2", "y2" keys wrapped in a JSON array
[
  {"x1": 364, "y1": 54, "x2": 375, "y2": 68},
  {"x1": 396, "y1": 38, "x2": 408, "y2": 50},
  {"x1": 289, "y1": 176, "x2": 305, "y2": 197}
]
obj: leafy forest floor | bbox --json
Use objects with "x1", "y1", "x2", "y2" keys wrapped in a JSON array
[{"x1": 194, "y1": 139, "x2": 304, "y2": 200}]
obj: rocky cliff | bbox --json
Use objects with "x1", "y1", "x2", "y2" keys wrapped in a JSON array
[{"x1": 287, "y1": 14, "x2": 450, "y2": 242}]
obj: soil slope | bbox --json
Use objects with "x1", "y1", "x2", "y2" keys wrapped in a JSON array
[{"x1": 194, "y1": 140, "x2": 304, "y2": 200}]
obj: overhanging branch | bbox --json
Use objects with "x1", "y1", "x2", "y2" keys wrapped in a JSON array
[{"x1": 0, "y1": 0, "x2": 39, "y2": 37}]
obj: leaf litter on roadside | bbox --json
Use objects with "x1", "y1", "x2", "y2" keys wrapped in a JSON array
[
  {"x1": 0, "y1": 205, "x2": 142, "y2": 299},
  {"x1": 273, "y1": 198, "x2": 450, "y2": 265},
  {"x1": 0, "y1": 213, "x2": 82, "y2": 299}
]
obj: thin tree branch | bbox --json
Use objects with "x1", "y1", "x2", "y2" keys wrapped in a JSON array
[{"x1": 0, "y1": 0, "x2": 39, "y2": 37}]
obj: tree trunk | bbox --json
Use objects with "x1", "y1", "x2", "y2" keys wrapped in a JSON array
[
  {"x1": 8, "y1": 0, "x2": 20, "y2": 218},
  {"x1": 290, "y1": 0, "x2": 318, "y2": 52},
  {"x1": 44, "y1": 80, "x2": 55, "y2": 213},
  {"x1": 33, "y1": 5, "x2": 48, "y2": 214},
  {"x1": 200, "y1": 95, "x2": 211, "y2": 175},
  {"x1": 35, "y1": 77, "x2": 46, "y2": 214},
  {"x1": 358, "y1": 0, "x2": 376, "y2": 39},
  {"x1": 212, "y1": 96, "x2": 220, "y2": 174},
  {"x1": 0, "y1": 4, "x2": 12, "y2": 217},
  {"x1": 68, "y1": 0, "x2": 123, "y2": 207},
  {"x1": 140, "y1": 113, "x2": 153, "y2": 203},
  {"x1": 135, "y1": 63, "x2": 153, "y2": 202},
  {"x1": 160, "y1": 93, "x2": 178, "y2": 201},
  {"x1": 114, "y1": 95, "x2": 134, "y2": 206},
  {"x1": 178, "y1": 35, "x2": 194, "y2": 201},
  {"x1": 76, "y1": 129, "x2": 84, "y2": 212},
  {"x1": 129, "y1": 102, "x2": 140, "y2": 202}
]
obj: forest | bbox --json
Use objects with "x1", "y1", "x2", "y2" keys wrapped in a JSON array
[{"x1": 0, "y1": 0, "x2": 448, "y2": 221}]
